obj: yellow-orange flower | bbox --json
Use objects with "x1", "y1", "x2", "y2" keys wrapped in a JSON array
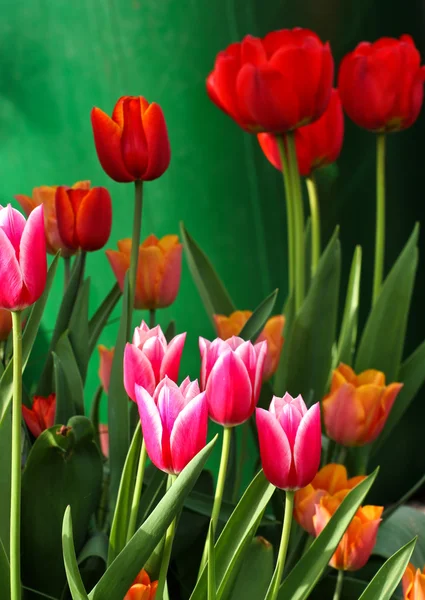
[
  {"x1": 124, "y1": 569, "x2": 157, "y2": 600},
  {"x1": 403, "y1": 562, "x2": 425, "y2": 599},
  {"x1": 15, "y1": 181, "x2": 91, "y2": 257},
  {"x1": 213, "y1": 310, "x2": 285, "y2": 379},
  {"x1": 322, "y1": 363, "x2": 403, "y2": 446},
  {"x1": 313, "y1": 491, "x2": 383, "y2": 571},
  {"x1": 106, "y1": 235, "x2": 182, "y2": 310},
  {"x1": 294, "y1": 463, "x2": 365, "y2": 535}
]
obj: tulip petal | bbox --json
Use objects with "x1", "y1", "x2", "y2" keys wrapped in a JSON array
[
  {"x1": 0, "y1": 205, "x2": 26, "y2": 255},
  {"x1": 0, "y1": 226, "x2": 23, "y2": 310},
  {"x1": 14, "y1": 194, "x2": 38, "y2": 217},
  {"x1": 257, "y1": 133, "x2": 282, "y2": 171},
  {"x1": 160, "y1": 332, "x2": 186, "y2": 383},
  {"x1": 179, "y1": 377, "x2": 201, "y2": 401},
  {"x1": 55, "y1": 187, "x2": 77, "y2": 249},
  {"x1": 106, "y1": 249, "x2": 129, "y2": 292},
  {"x1": 142, "y1": 336, "x2": 166, "y2": 383},
  {"x1": 346, "y1": 518, "x2": 381, "y2": 571},
  {"x1": 157, "y1": 243, "x2": 182, "y2": 307},
  {"x1": 123, "y1": 343, "x2": 156, "y2": 400},
  {"x1": 170, "y1": 392, "x2": 208, "y2": 473},
  {"x1": 323, "y1": 384, "x2": 364, "y2": 446},
  {"x1": 91, "y1": 107, "x2": 134, "y2": 183},
  {"x1": 76, "y1": 187, "x2": 112, "y2": 251},
  {"x1": 137, "y1": 245, "x2": 163, "y2": 309},
  {"x1": 22, "y1": 405, "x2": 43, "y2": 438},
  {"x1": 293, "y1": 402, "x2": 321, "y2": 488},
  {"x1": 256, "y1": 408, "x2": 292, "y2": 489},
  {"x1": 19, "y1": 205, "x2": 47, "y2": 305},
  {"x1": 135, "y1": 385, "x2": 167, "y2": 472},
  {"x1": 121, "y1": 97, "x2": 149, "y2": 179},
  {"x1": 142, "y1": 103, "x2": 171, "y2": 181}
]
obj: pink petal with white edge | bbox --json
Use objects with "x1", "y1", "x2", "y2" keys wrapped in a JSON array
[
  {"x1": 156, "y1": 380, "x2": 186, "y2": 435},
  {"x1": 293, "y1": 402, "x2": 322, "y2": 489},
  {"x1": 278, "y1": 403, "x2": 304, "y2": 448},
  {"x1": 123, "y1": 343, "x2": 156, "y2": 400},
  {"x1": 0, "y1": 205, "x2": 26, "y2": 255},
  {"x1": 199, "y1": 336, "x2": 228, "y2": 390},
  {"x1": 235, "y1": 340, "x2": 257, "y2": 389},
  {"x1": 179, "y1": 377, "x2": 201, "y2": 401},
  {"x1": 0, "y1": 226, "x2": 23, "y2": 310},
  {"x1": 160, "y1": 332, "x2": 186, "y2": 383},
  {"x1": 170, "y1": 392, "x2": 208, "y2": 473},
  {"x1": 252, "y1": 340, "x2": 267, "y2": 402},
  {"x1": 142, "y1": 336, "x2": 166, "y2": 382},
  {"x1": 153, "y1": 376, "x2": 179, "y2": 404},
  {"x1": 256, "y1": 408, "x2": 292, "y2": 489},
  {"x1": 226, "y1": 335, "x2": 245, "y2": 350},
  {"x1": 19, "y1": 205, "x2": 47, "y2": 304},
  {"x1": 135, "y1": 384, "x2": 168, "y2": 472},
  {"x1": 133, "y1": 322, "x2": 166, "y2": 348}
]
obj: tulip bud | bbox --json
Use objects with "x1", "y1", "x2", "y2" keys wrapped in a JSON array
[
  {"x1": 256, "y1": 393, "x2": 321, "y2": 490},
  {"x1": 403, "y1": 563, "x2": 425, "y2": 600},
  {"x1": 22, "y1": 394, "x2": 56, "y2": 438},
  {"x1": 124, "y1": 569, "x2": 157, "y2": 600},
  {"x1": 98, "y1": 345, "x2": 114, "y2": 394}
]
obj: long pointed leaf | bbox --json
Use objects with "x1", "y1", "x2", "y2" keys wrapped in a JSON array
[
  {"x1": 229, "y1": 536, "x2": 274, "y2": 600},
  {"x1": 239, "y1": 289, "x2": 278, "y2": 342},
  {"x1": 88, "y1": 283, "x2": 122, "y2": 356},
  {"x1": 68, "y1": 278, "x2": 90, "y2": 383},
  {"x1": 337, "y1": 245, "x2": 362, "y2": 366},
  {"x1": 62, "y1": 506, "x2": 89, "y2": 600}
]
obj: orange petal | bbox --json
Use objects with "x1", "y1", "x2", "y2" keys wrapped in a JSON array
[
  {"x1": 323, "y1": 384, "x2": 365, "y2": 445},
  {"x1": 158, "y1": 234, "x2": 179, "y2": 252},
  {"x1": 142, "y1": 103, "x2": 171, "y2": 181},
  {"x1": 357, "y1": 369, "x2": 386, "y2": 387},
  {"x1": 91, "y1": 107, "x2": 134, "y2": 183},
  {"x1": 55, "y1": 187, "x2": 77, "y2": 249},
  {"x1": 117, "y1": 238, "x2": 132, "y2": 254},
  {"x1": 98, "y1": 345, "x2": 114, "y2": 394},
  {"x1": 157, "y1": 243, "x2": 182, "y2": 308},
  {"x1": 312, "y1": 463, "x2": 348, "y2": 495},
  {"x1": 124, "y1": 584, "x2": 151, "y2": 600},
  {"x1": 136, "y1": 246, "x2": 163, "y2": 309},
  {"x1": 76, "y1": 187, "x2": 112, "y2": 251},
  {"x1": 72, "y1": 180, "x2": 91, "y2": 190},
  {"x1": 106, "y1": 249, "x2": 130, "y2": 292},
  {"x1": 14, "y1": 194, "x2": 37, "y2": 216},
  {"x1": 141, "y1": 234, "x2": 159, "y2": 248}
]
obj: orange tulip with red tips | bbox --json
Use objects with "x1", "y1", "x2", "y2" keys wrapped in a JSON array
[
  {"x1": 106, "y1": 234, "x2": 182, "y2": 310},
  {"x1": 22, "y1": 394, "x2": 56, "y2": 438},
  {"x1": 55, "y1": 186, "x2": 112, "y2": 252},
  {"x1": 124, "y1": 569, "x2": 157, "y2": 600},
  {"x1": 91, "y1": 96, "x2": 171, "y2": 183},
  {"x1": 322, "y1": 363, "x2": 403, "y2": 446},
  {"x1": 294, "y1": 463, "x2": 365, "y2": 535},
  {"x1": 402, "y1": 562, "x2": 425, "y2": 599}
]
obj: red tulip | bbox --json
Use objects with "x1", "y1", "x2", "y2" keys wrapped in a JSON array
[
  {"x1": 55, "y1": 186, "x2": 112, "y2": 252},
  {"x1": 0, "y1": 204, "x2": 46, "y2": 311},
  {"x1": 207, "y1": 28, "x2": 334, "y2": 134},
  {"x1": 22, "y1": 394, "x2": 56, "y2": 438},
  {"x1": 91, "y1": 96, "x2": 171, "y2": 182},
  {"x1": 258, "y1": 89, "x2": 344, "y2": 177},
  {"x1": 338, "y1": 35, "x2": 425, "y2": 132}
]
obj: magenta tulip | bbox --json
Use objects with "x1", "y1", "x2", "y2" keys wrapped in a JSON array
[
  {"x1": 124, "y1": 321, "x2": 186, "y2": 400},
  {"x1": 199, "y1": 335, "x2": 267, "y2": 426},
  {"x1": 256, "y1": 393, "x2": 321, "y2": 490},
  {"x1": 0, "y1": 204, "x2": 47, "y2": 311},
  {"x1": 135, "y1": 376, "x2": 208, "y2": 474}
]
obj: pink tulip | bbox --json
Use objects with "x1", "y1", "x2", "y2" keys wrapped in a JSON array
[
  {"x1": 0, "y1": 204, "x2": 47, "y2": 311},
  {"x1": 256, "y1": 393, "x2": 321, "y2": 490},
  {"x1": 123, "y1": 321, "x2": 186, "y2": 400},
  {"x1": 135, "y1": 376, "x2": 208, "y2": 474},
  {"x1": 199, "y1": 335, "x2": 267, "y2": 426}
]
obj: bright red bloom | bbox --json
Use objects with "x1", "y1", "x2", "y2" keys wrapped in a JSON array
[
  {"x1": 338, "y1": 35, "x2": 425, "y2": 132},
  {"x1": 258, "y1": 89, "x2": 344, "y2": 177},
  {"x1": 207, "y1": 28, "x2": 334, "y2": 134},
  {"x1": 22, "y1": 394, "x2": 56, "y2": 438},
  {"x1": 55, "y1": 186, "x2": 112, "y2": 252},
  {"x1": 91, "y1": 96, "x2": 171, "y2": 182}
]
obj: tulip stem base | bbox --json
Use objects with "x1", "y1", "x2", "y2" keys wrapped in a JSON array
[
  {"x1": 129, "y1": 180, "x2": 144, "y2": 331},
  {"x1": 156, "y1": 475, "x2": 177, "y2": 600},
  {"x1": 306, "y1": 175, "x2": 321, "y2": 275},
  {"x1": 266, "y1": 490, "x2": 295, "y2": 600},
  {"x1": 126, "y1": 440, "x2": 148, "y2": 542},
  {"x1": 373, "y1": 133, "x2": 386, "y2": 305},
  {"x1": 10, "y1": 310, "x2": 23, "y2": 600},
  {"x1": 277, "y1": 136, "x2": 296, "y2": 299},
  {"x1": 333, "y1": 569, "x2": 344, "y2": 600}
]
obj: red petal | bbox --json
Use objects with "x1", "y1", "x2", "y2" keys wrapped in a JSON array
[
  {"x1": 91, "y1": 107, "x2": 134, "y2": 182},
  {"x1": 121, "y1": 97, "x2": 149, "y2": 179},
  {"x1": 55, "y1": 187, "x2": 77, "y2": 249},
  {"x1": 142, "y1": 103, "x2": 171, "y2": 181},
  {"x1": 76, "y1": 187, "x2": 112, "y2": 251}
]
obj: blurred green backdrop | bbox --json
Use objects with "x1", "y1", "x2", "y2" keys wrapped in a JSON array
[{"x1": 3, "y1": 0, "x2": 425, "y2": 501}]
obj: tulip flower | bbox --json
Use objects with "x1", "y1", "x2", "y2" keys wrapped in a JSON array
[
  {"x1": 323, "y1": 363, "x2": 403, "y2": 446},
  {"x1": 257, "y1": 89, "x2": 344, "y2": 177},
  {"x1": 200, "y1": 335, "x2": 267, "y2": 426},
  {"x1": 402, "y1": 563, "x2": 425, "y2": 599},
  {"x1": 294, "y1": 464, "x2": 365, "y2": 535},
  {"x1": 15, "y1": 181, "x2": 90, "y2": 257},
  {"x1": 0, "y1": 204, "x2": 47, "y2": 311},
  {"x1": 22, "y1": 394, "x2": 56, "y2": 438},
  {"x1": 124, "y1": 569, "x2": 157, "y2": 600},
  {"x1": 0, "y1": 308, "x2": 12, "y2": 341},
  {"x1": 124, "y1": 321, "x2": 186, "y2": 400},
  {"x1": 106, "y1": 235, "x2": 182, "y2": 310},
  {"x1": 135, "y1": 377, "x2": 208, "y2": 475},
  {"x1": 338, "y1": 35, "x2": 425, "y2": 132},
  {"x1": 98, "y1": 345, "x2": 114, "y2": 394},
  {"x1": 55, "y1": 186, "x2": 112, "y2": 252},
  {"x1": 313, "y1": 492, "x2": 383, "y2": 570},
  {"x1": 256, "y1": 393, "x2": 321, "y2": 490},
  {"x1": 207, "y1": 28, "x2": 334, "y2": 134},
  {"x1": 213, "y1": 311, "x2": 285, "y2": 379},
  {"x1": 99, "y1": 424, "x2": 109, "y2": 458},
  {"x1": 91, "y1": 95, "x2": 171, "y2": 182}
]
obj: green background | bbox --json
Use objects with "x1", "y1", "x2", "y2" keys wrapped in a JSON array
[{"x1": 3, "y1": 0, "x2": 425, "y2": 501}]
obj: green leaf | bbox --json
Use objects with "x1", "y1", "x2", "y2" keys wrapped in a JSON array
[
  {"x1": 0, "y1": 255, "x2": 59, "y2": 422},
  {"x1": 208, "y1": 521, "x2": 217, "y2": 600},
  {"x1": 230, "y1": 536, "x2": 274, "y2": 600},
  {"x1": 62, "y1": 507, "x2": 89, "y2": 600},
  {"x1": 374, "y1": 506, "x2": 425, "y2": 568},
  {"x1": 0, "y1": 405, "x2": 11, "y2": 556},
  {"x1": 0, "y1": 536, "x2": 10, "y2": 599},
  {"x1": 383, "y1": 473, "x2": 425, "y2": 521},
  {"x1": 274, "y1": 229, "x2": 341, "y2": 403},
  {"x1": 277, "y1": 469, "x2": 379, "y2": 600},
  {"x1": 164, "y1": 320, "x2": 176, "y2": 343},
  {"x1": 337, "y1": 245, "x2": 362, "y2": 366},
  {"x1": 54, "y1": 333, "x2": 85, "y2": 415},
  {"x1": 355, "y1": 225, "x2": 419, "y2": 381},
  {"x1": 53, "y1": 351, "x2": 76, "y2": 425},
  {"x1": 68, "y1": 278, "x2": 90, "y2": 383},
  {"x1": 239, "y1": 289, "x2": 278, "y2": 342},
  {"x1": 185, "y1": 490, "x2": 276, "y2": 526},
  {"x1": 138, "y1": 467, "x2": 167, "y2": 524},
  {"x1": 180, "y1": 222, "x2": 235, "y2": 324},
  {"x1": 308, "y1": 575, "x2": 369, "y2": 599},
  {"x1": 88, "y1": 436, "x2": 217, "y2": 600},
  {"x1": 359, "y1": 537, "x2": 416, "y2": 600},
  {"x1": 89, "y1": 385, "x2": 103, "y2": 453},
  {"x1": 88, "y1": 283, "x2": 122, "y2": 357}
]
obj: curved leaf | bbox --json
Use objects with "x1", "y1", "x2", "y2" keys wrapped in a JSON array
[
  {"x1": 62, "y1": 506, "x2": 89, "y2": 600},
  {"x1": 230, "y1": 536, "x2": 274, "y2": 600},
  {"x1": 68, "y1": 278, "x2": 90, "y2": 383},
  {"x1": 239, "y1": 289, "x2": 278, "y2": 342},
  {"x1": 374, "y1": 506, "x2": 425, "y2": 568},
  {"x1": 337, "y1": 245, "x2": 362, "y2": 366},
  {"x1": 88, "y1": 283, "x2": 122, "y2": 356}
]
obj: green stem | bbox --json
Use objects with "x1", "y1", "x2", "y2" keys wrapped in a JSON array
[
  {"x1": 149, "y1": 309, "x2": 156, "y2": 329},
  {"x1": 126, "y1": 441, "x2": 147, "y2": 542},
  {"x1": 63, "y1": 257, "x2": 71, "y2": 291},
  {"x1": 232, "y1": 422, "x2": 248, "y2": 503},
  {"x1": 266, "y1": 491, "x2": 295, "y2": 600},
  {"x1": 207, "y1": 522, "x2": 216, "y2": 600},
  {"x1": 156, "y1": 475, "x2": 177, "y2": 600},
  {"x1": 277, "y1": 136, "x2": 295, "y2": 298},
  {"x1": 373, "y1": 133, "x2": 386, "y2": 305},
  {"x1": 11, "y1": 311, "x2": 22, "y2": 600},
  {"x1": 128, "y1": 180, "x2": 144, "y2": 331},
  {"x1": 336, "y1": 445, "x2": 347, "y2": 465},
  {"x1": 306, "y1": 175, "x2": 321, "y2": 276},
  {"x1": 286, "y1": 132, "x2": 305, "y2": 312},
  {"x1": 333, "y1": 569, "x2": 344, "y2": 600}
]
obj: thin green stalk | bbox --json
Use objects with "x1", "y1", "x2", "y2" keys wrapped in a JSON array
[
  {"x1": 266, "y1": 490, "x2": 295, "y2": 600},
  {"x1": 306, "y1": 175, "x2": 321, "y2": 275},
  {"x1": 373, "y1": 133, "x2": 386, "y2": 305},
  {"x1": 126, "y1": 441, "x2": 148, "y2": 542},
  {"x1": 63, "y1": 257, "x2": 71, "y2": 291},
  {"x1": 128, "y1": 180, "x2": 144, "y2": 331},
  {"x1": 286, "y1": 132, "x2": 305, "y2": 312},
  {"x1": 276, "y1": 136, "x2": 295, "y2": 297},
  {"x1": 232, "y1": 421, "x2": 248, "y2": 503},
  {"x1": 149, "y1": 309, "x2": 156, "y2": 329},
  {"x1": 207, "y1": 522, "x2": 216, "y2": 600},
  {"x1": 11, "y1": 310, "x2": 23, "y2": 600},
  {"x1": 156, "y1": 475, "x2": 177, "y2": 600},
  {"x1": 333, "y1": 569, "x2": 344, "y2": 600}
]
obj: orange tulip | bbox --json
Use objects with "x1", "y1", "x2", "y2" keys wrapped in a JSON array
[
  {"x1": 22, "y1": 394, "x2": 56, "y2": 438},
  {"x1": 0, "y1": 308, "x2": 12, "y2": 341},
  {"x1": 106, "y1": 235, "x2": 182, "y2": 310},
  {"x1": 322, "y1": 363, "x2": 403, "y2": 446},
  {"x1": 98, "y1": 345, "x2": 114, "y2": 394},
  {"x1": 99, "y1": 424, "x2": 109, "y2": 459},
  {"x1": 294, "y1": 463, "x2": 365, "y2": 535},
  {"x1": 403, "y1": 563, "x2": 425, "y2": 599},
  {"x1": 124, "y1": 569, "x2": 157, "y2": 600},
  {"x1": 313, "y1": 492, "x2": 383, "y2": 571},
  {"x1": 213, "y1": 310, "x2": 285, "y2": 379},
  {"x1": 15, "y1": 181, "x2": 90, "y2": 257}
]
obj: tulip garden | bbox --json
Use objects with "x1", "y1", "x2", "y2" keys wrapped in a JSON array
[{"x1": 1, "y1": 23, "x2": 425, "y2": 600}]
